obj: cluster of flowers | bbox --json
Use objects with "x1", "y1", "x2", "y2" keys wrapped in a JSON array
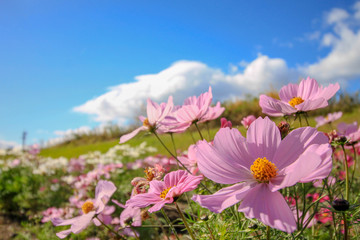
[{"x1": 49, "y1": 77, "x2": 360, "y2": 239}]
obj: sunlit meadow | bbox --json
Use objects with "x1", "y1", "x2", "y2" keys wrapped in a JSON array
[{"x1": 1, "y1": 78, "x2": 360, "y2": 240}]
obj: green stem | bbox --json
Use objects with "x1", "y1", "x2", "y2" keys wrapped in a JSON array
[
  {"x1": 266, "y1": 225, "x2": 271, "y2": 240},
  {"x1": 300, "y1": 183, "x2": 307, "y2": 229},
  {"x1": 206, "y1": 122, "x2": 211, "y2": 140},
  {"x1": 170, "y1": 133, "x2": 178, "y2": 158},
  {"x1": 204, "y1": 220, "x2": 215, "y2": 240},
  {"x1": 342, "y1": 212, "x2": 348, "y2": 240},
  {"x1": 153, "y1": 131, "x2": 212, "y2": 194},
  {"x1": 175, "y1": 202, "x2": 196, "y2": 240},
  {"x1": 194, "y1": 122, "x2": 204, "y2": 140},
  {"x1": 161, "y1": 208, "x2": 180, "y2": 240},
  {"x1": 350, "y1": 144, "x2": 357, "y2": 190},
  {"x1": 304, "y1": 112, "x2": 310, "y2": 126},
  {"x1": 131, "y1": 227, "x2": 140, "y2": 240},
  {"x1": 95, "y1": 216, "x2": 125, "y2": 239},
  {"x1": 341, "y1": 145, "x2": 350, "y2": 200}
]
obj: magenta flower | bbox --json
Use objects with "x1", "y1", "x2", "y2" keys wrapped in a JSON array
[
  {"x1": 315, "y1": 111, "x2": 342, "y2": 128},
  {"x1": 126, "y1": 170, "x2": 203, "y2": 212},
  {"x1": 241, "y1": 115, "x2": 256, "y2": 129},
  {"x1": 119, "y1": 96, "x2": 174, "y2": 143},
  {"x1": 174, "y1": 87, "x2": 213, "y2": 127},
  {"x1": 220, "y1": 117, "x2": 232, "y2": 128},
  {"x1": 52, "y1": 180, "x2": 116, "y2": 239},
  {"x1": 192, "y1": 117, "x2": 332, "y2": 233},
  {"x1": 259, "y1": 77, "x2": 340, "y2": 116}
]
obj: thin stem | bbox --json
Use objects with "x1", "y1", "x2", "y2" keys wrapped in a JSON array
[
  {"x1": 170, "y1": 133, "x2": 178, "y2": 158},
  {"x1": 194, "y1": 122, "x2": 204, "y2": 140},
  {"x1": 161, "y1": 208, "x2": 180, "y2": 240},
  {"x1": 134, "y1": 225, "x2": 185, "y2": 228},
  {"x1": 298, "y1": 113, "x2": 303, "y2": 127},
  {"x1": 266, "y1": 225, "x2": 271, "y2": 240},
  {"x1": 204, "y1": 220, "x2": 215, "y2": 240},
  {"x1": 342, "y1": 212, "x2": 348, "y2": 240},
  {"x1": 153, "y1": 131, "x2": 212, "y2": 194},
  {"x1": 304, "y1": 112, "x2": 310, "y2": 126},
  {"x1": 341, "y1": 145, "x2": 350, "y2": 200},
  {"x1": 300, "y1": 183, "x2": 307, "y2": 229},
  {"x1": 175, "y1": 202, "x2": 196, "y2": 240},
  {"x1": 131, "y1": 227, "x2": 140, "y2": 240},
  {"x1": 189, "y1": 130, "x2": 196, "y2": 144},
  {"x1": 95, "y1": 216, "x2": 125, "y2": 239},
  {"x1": 350, "y1": 144, "x2": 357, "y2": 190},
  {"x1": 206, "y1": 122, "x2": 211, "y2": 140}
]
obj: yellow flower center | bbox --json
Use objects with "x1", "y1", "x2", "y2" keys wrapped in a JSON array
[
  {"x1": 250, "y1": 157, "x2": 278, "y2": 182},
  {"x1": 288, "y1": 97, "x2": 304, "y2": 108},
  {"x1": 81, "y1": 201, "x2": 94, "y2": 214},
  {"x1": 143, "y1": 118, "x2": 150, "y2": 127},
  {"x1": 160, "y1": 186, "x2": 174, "y2": 199}
]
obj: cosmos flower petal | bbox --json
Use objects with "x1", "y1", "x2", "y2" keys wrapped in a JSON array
[
  {"x1": 196, "y1": 140, "x2": 253, "y2": 184},
  {"x1": 318, "y1": 82, "x2": 340, "y2": 100},
  {"x1": 299, "y1": 144, "x2": 333, "y2": 182},
  {"x1": 297, "y1": 77, "x2": 320, "y2": 100},
  {"x1": 192, "y1": 182, "x2": 255, "y2": 213},
  {"x1": 279, "y1": 83, "x2": 299, "y2": 102},
  {"x1": 259, "y1": 95, "x2": 287, "y2": 117},
  {"x1": 148, "y1": 200, "x2": 170, "y2": 213},
  {"x1": 164, "y1": 170, "x2": 187, "y2": 188},
  {"x1": 246, "y1": 117, "x2": 281, "y2": 160},
  {"x1": 273, "y1": 127, "x2": 329, "y2": 170},
  {"x1": 126, "y1": 192, "x2": 162, "y2": 208},
  {"x1": 296, "y1": 98, "x2": 328, "y2": 112},
  {"x1": 119, "y1": 126, "x2": 148, "y2": 144},
  {"x1": 147, "y1": 98, "x2": 161, "y2": 124},
  {"x1": 95, "y1": 180, "x2": 117, "y2": 213},
  {"x1": 71, "y1": 212, "x2": 95, "y2": 234},
  {"x1": 269, "y1": 151, "x2": 322, "y2": 192},
  {"x1": 52, "y1": 216, "x2": 80, "y2": 226},
  {"x1": 56, "y1": 229, "x2": 73, "y2": 239},
  {"x1": 148, "y1": 180, "x2": 166, "y2": 194},
  {"x1": 238, "y1": 184, "x2": 296, "y2": 233}
]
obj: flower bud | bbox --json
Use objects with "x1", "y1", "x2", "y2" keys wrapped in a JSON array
[{"x1": 332, "y1": 199, "x2": 349, "y2": 211}]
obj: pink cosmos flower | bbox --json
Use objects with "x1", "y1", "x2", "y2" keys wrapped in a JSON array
[
  {"x1": 112, "y1": 200, "x2": 142, "y2": 238},
  {"x1": 315, "y1": 112, "x2": 342, "y2": 128},
  {"x1": 126, "y1": 170, "x2": 203, "y2": 212},
  {"x1": 119, "y1": 96, "x2": 174, "y2": 143},
  {"x1": 337, "y1": 121, "x2": 360, "y2": 143},
  {"x1": 259, "y1": 77, "x2": 340, "y2": 116},
  {"x1": 52, "y1": 180, "x2": 116, "y2": 239},
  {"x1": 178, "y1": 144, "x2": 200, "y2": 175},
  {"x1": 174, "y1": 87, "x2": 213, "y2": 128},
  {"x1": 192, "y1": 117, "x2": 332, "y2": 233},
  {"x1": 198, "y1": 101, "x2": 225, "y2": 123},
  {"x1": 241, "y1": 115, "x2": 256, "y2": 129},
  {"x1": 315, "y1": 208, "x2": 333, "y2": 224}
]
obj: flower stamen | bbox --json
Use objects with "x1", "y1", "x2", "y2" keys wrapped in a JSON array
[
  {"x1": 288, "y1": 97, "x2": 304, "y2": 108},
  {"x1": 81, "y1": 201, "x2": 94, "y2": 214},
  {"x1": 160, "y1": 186, "x2": 174, "y2": 199},
  {"x1": 250, "y1": 157, "x2": 278, "y2": 182}
]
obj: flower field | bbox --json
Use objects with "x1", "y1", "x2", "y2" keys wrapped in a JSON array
[{"x1": 1, "y1": 78, "x2": 360, "y2": 239}]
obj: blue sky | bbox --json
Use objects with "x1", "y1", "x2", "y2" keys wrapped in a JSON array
[{"x1": 1, "y1": 0, "x2": 360, "y2": 147}]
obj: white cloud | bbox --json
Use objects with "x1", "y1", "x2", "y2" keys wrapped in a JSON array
[
  {"x1": 303, "y1": 2, "x2": 360, "y2": 84},
  {"x1": 0, "y1": 139, "x2": 20, "y2": 149},
  {"x1": 74, "y1": 56, "x2": 296, "y2": 124},
  {"x1": 73, "y1": 2, "x2": 360, "y2": 125}
]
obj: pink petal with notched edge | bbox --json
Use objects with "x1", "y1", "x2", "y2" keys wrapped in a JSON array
[
  {"x1": 272, "y1": 127, "x2": 329, "y2": 170},
  {"x1": 299, "y1": 144, "x2": 332, "y2": 183},
  {"x1": 125, "y1": 192, "x2": 162, "y2": 208},
  {"x1": 174, "y1": 174, "x2": 203, "y2": 194},
  {"x1": 196, "y1": 140, "x2": 253, "y2": 184},
  {"x1": 120, "y1": 206, "x2": 141, "y2": 227},
  {"x1": 246, "y1": 117, "x2": 281, "y2": 161},
  {"x1": 51, "y1": 216, "x2": 80, "y2": 226},
  {"x1": 213, "y1": 128, "x2": 254, "y2": 169},
  {"x1": 148, "y1": 199, "x2": 172, "y2": 212},
  {"x1": 119, "y1": 126, "x2": 147, "y2": 144},
  {"x1": 147, "y1": 180, "x2": 165, "y2": 195},
  {"x1": 192, "y1": 182, "x2": 255, "y2": 213},
  {"x1": 147, "y1": 98, "x2": 161, "y2": 124},
  {"x1": 95, "y1": 180, "x2": 116, "y2": 213},
  {"x1": 269, "y1": 151, "x2": 322, "y2": 192},
  {"x1": 318, "y1": 82, "x2": 340, "y2": 100},
  {"x1": 296, "y1": 98, "x2": 328, "y2": 112},
  {"x1": 279, "y1": 83, "x2": 299, "y2": 102},
  {"x1": 238, "y1": 183, "x2": 296, "y2": 233},
  {"x1": 56, "y1": 229, "x2": 72, "y2": 239},
  {"x1": 71, "y1": 212, "x2": 95, "y2": 234},
  {"x1": 298, "y1": 77, "x2": 320, "y2": 100},
  {"x1": 259, "y1": 95, "x2": 285, "y2": 117},
  {"x1": 164, "y1": 170, "x2": 187, "y2": 188}
]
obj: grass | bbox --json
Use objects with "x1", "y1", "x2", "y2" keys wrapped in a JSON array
[{"x1": 40, "y1": 107, "x2": 360, "y2": 159}]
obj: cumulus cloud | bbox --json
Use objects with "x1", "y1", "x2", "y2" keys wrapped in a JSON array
[
  {"x1": 74, "y1": 56, "x2": 296, "y2": 124},
  {"x1": 73, "y1": 2, "x2": 360, "y2": 125},
  {"x1": 303, "y1": 1, "x2": 360, "y2": 85}
]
